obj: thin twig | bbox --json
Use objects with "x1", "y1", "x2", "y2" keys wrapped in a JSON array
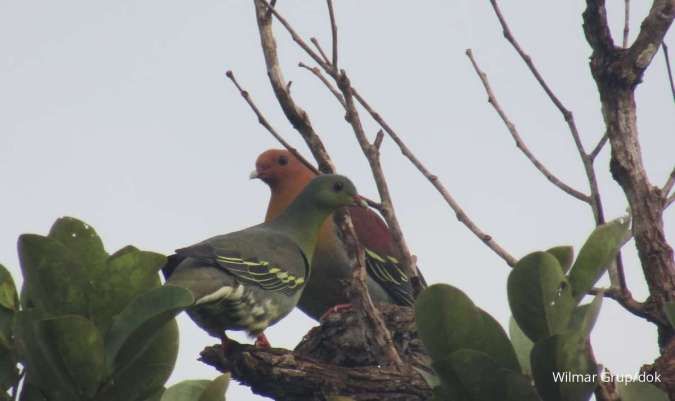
[
  {"x1": 336, "y1": 69, "x2": 421, "y2": 301},
  {"x1": 489, "y1": 0, "x2": 623, "y2": 288},
  {"x1": 667, "y1": 193, "x2": 675, "y2": 209},
  {"x1": 351, "y1": 87, "x2": 518, "y2": 267},
  {"x1": 374, "y1": 129, "x2": 384, "y2": 150},
  {"x1": 590, "y1": 133, "x2": 609, "y2": 161},
  {"x1": 589, "y1": 287, "x2": 665, "y2": 325},
  {"x1": 663, "y1": 42, "x2": 675, "y2": 103},
  {"x1": 326, "y1": 0, "x2": 338, "y2": 70},
  {"x1": 310, "y1": 38, "x2": 331, "y2": 67},
  {"x1": 465, "y1": 49, "x2": 591, "y2": 203},
  {"x1": 663, "y1": 167, "x2": 675, "y2": 198},
  {"x1": 298, "y1": 62, "x2": 345, "y2": 106},
  {"x1": 225, "y1": 70, "x2": 320, "y2": 175},
  {"x1": 623, "y1": 0, "x2": 630, "y2": 48}
]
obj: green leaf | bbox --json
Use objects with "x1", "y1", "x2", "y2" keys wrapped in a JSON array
[
  {"x1": 161, "y1": 380, "x2": 212, "y2": 401},
  {"x1": 18, "y1": 379, "x2": 48, "y2": 401},
  {"x1": 17, "y1": 234, "x2": 92, "y2": 317},
  {"x1": 476, "y1": 309, "x2": 520, "y2": 372},
  {"x1": 440, "y1": 349, "x2": 540, "y2": 401},
  {"x1": 14, "y1": 311, "x2": 78, "y2": 401},
  {"x1": 530, "y1": 333, "x2": 596, "y2": 401},
  {"x1": 0, "y1": 339, "x2": 18, "y2": 393},
  {"x1": 198, "y1": 374, "x2": 230, "y2": 401},
  {"x1": 509, "y1": 317, "x2": 534, "y2": 376},
  {"x1": 0, "y1": 264, "x2": 18, "y2": 312},
  {"x1": 48, "y1": 217, "x2": 107, "y2": 272},
  {"x1": 104, "y1": 285, "x2": 193, "y2": 374},
  {"x1": 89, "y1": 246, "x2": 166, "y2": 334},
  {"x1": 36, "y1": 315, "x2": 105, "y2": 398},
  {"x1": 546, "y1": 246, "x2": 574, "y2": 273},
  {"x1": 99, "y1": 319, "x2": 179, "y2": 401},
  {"x1": 446, "y1": 349, "x2": 504, "y2": 401},
  {"x1": 616, "y1": 381, "x2": 668, "y2": 401},
  {"x1": 568, "y1": 217, "x2": 630, "y2": 301},
  {"x1": 567, "y1": 295, "x2": 602, "y2": 339},
  {"x1": 507, "y1": 252, "x2": 575, "y2": 342},
  {"x1": 415, "y1": 284, "x2": 519, "y2": 370},
  {"x1": 501, "y1": 369, "x2": 543, "y2": 401},
  {"x1": 416, "y1": 284, "x2": 479, "y2": 360}
]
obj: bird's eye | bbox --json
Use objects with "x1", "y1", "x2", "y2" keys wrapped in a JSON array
[
  {"x1": 333, "y1": 181, "x2": 344, "y2": 192},
  {"x1": 278, "y1": 155, "x2": 288, "y2": 166}
]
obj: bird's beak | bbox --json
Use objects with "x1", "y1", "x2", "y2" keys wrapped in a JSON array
[
  {"x1": 249, "y1": 169, "x2": 260, "y2": 180},
  {"x1": 353, "y1": 195, "x2": 368, "y2": 208}
]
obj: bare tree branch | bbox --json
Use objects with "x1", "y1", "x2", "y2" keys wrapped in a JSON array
[
  {"x1": 225, "y1": 70, "x2": 320, "y2": 175},
  {"x1": 326, "y1": 0, "x2": 338, "y2": 70},
  {"x1": 590, "y1": 133, "x2": 609, "y2": 161},
  {"x1": 583, "y1": 0, "x2": 675, "y2": 355},
  {"x1": 466, "y1": 49, "x2": 591, "y2": 203},
  {"x1": 298, "y1": 62, "x2": 345, "y2": 107},
  {"x1": 489, "y1": 0, "x2": 620, "y2": 287},
  {"x1": 627, "y1": 1, "x2": 674, "y2": 76},
  {"x1": 199, "y1": 304, "x2": 432, "y2": 400},
  {"x1": 351, "y1": 87, "x2": 519, "y2": 267},
  {"x1": 663, "y1": 167, "x2": 675, "y2": 199},
  {"x1": 253, "y1": 0, "x2": 333, "y2": 173},
  {"x1": 253, "y1": 0, "x2": 403, "y2": 368},
  {"x1": 335, "y1": 69, "x2": 422, "y2": 301},
  {"x1": 623, "y1": 0, "x2": 631, "y2": 48},
  {"x1": 664, "y1": 42, "x2": 675, "y2": 102},
  {"x1": 310, "y1": 37, "x2": 331, "y2": 67},
  {"x1": 590, "y1": 287, "x2": 666, "y2": 325}
]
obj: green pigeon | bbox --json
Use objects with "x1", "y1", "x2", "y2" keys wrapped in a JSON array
[{"x1": 162, "y1": 174, "x2": 362, "y2": 347}]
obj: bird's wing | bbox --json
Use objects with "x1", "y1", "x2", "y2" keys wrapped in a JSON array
[
  {"x1": 364, "y1": 248, "x2": 415, "y2": 306},
  {"x1": 349, "y1": 205, "x2": 426, "y2": 306},
  {"x1": 174, "y1": 229, "x2": 309, "y2": 297}
]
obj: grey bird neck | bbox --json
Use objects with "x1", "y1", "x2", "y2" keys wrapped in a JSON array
[{"x1": 266, "y1": 192, "x2": 334, "y2": 263}]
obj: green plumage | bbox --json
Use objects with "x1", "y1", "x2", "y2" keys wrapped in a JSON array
[{"x1": 162, "y1": 174, "x2": 359, "y2": 338}]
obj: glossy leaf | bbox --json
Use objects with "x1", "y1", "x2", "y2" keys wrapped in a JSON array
[
  {"x1": 0, "y1": 264, "x2": 18, "y2": 312},
  {"x1": 509, "y1": 317, "x2": 533, "y2": 376},
  {"x1": 14, "y1": 311, "x2": 78, "y2": 401},
  {"x1": 616, "y1": 381, "x2": 668, "y2": 401},
  {"x1": 99, "y1": 319, "x2": 179, "y2": 401},
  {"x1": 48, "y1": 217, "x2": 107, "y2": 272},
  {"x1": 568, "y1": 217, "x2": 630, "y2": 301},
  {"x1": 546, "y1": 246, "x2": 574, "y2": 273},
  {"x1": 90, "y1": 246, "x2": 166, "y2": 334},
  {"x1": 198, "y1": 374, "x2": 230, "y2": 401},
  {"x1": 161, "y1": 380, "x2": 211, "y2": 401},
  {"x1": 530, "y1": 333, "x2": 596, "y2": 401},
  {"x1": 440, "y1": 349, "x2": 540, "y2": 401},
  {"x1": 36, "y1": 315, "x2": 105, "y2": 398},
  {"x1": 416, "y1": 284, "x2": 519, "y2": 370},
  {"x1": 567, "y1": 295, "x2": 603, "y2": 339},
  {"x1": 476, "y1": 309, "x2": 520, "y2": 372},
  {"x1": 508, "y1": 252, "x2": 575, "y2": 342},
  {"x1": 17, "y1": 234, "x2": 92, "y2": 317},
  {"x1": 104, "y1": 285, "x2": 192, "y2": 374}
]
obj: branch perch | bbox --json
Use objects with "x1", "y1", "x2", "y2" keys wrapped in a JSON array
[{"x1": 465, "y1": 49, "x2": 590, "y2": 203}]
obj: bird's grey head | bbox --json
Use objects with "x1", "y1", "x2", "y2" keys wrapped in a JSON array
[{"x1": 304, "y1": 174, "x2": 360, "y2": 211}]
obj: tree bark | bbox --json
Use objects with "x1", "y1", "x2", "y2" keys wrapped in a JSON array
[{"x1": 199, "y1": 304, "x2": 432, "y2": 401}]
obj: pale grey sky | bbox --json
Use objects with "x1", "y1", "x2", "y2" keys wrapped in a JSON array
[{"x1": 1, "y1": 1, "x2": 673, "y2": 400}]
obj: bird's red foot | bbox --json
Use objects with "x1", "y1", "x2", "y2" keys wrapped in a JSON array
[
  {"x1": 320, "y1": 303, "x2": 353, "y2": 321},
  {"x1": 254, "y1": 332, "x2": 271, "y2": 348}
]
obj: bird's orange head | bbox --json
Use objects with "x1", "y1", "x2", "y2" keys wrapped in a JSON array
[{"x1": 251, "y1": 149, "x2": 315, "y2": 187}]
